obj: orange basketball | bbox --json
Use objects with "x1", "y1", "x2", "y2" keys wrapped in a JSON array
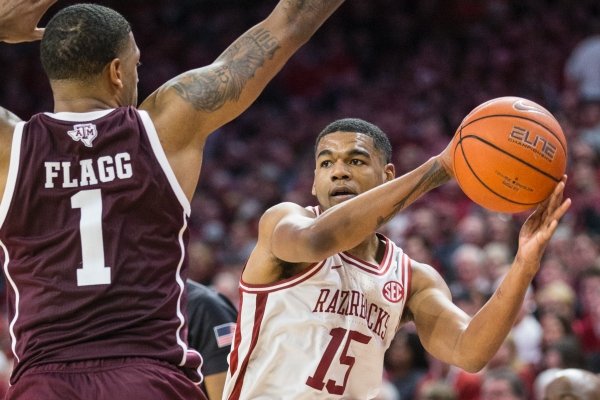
[{"x1": 451, "y1": 96, "x2": 567, "y2": 213}]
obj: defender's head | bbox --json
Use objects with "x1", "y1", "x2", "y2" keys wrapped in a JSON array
[{"x1": 41, "y1": 4, "x2": 139, "y2": 106}]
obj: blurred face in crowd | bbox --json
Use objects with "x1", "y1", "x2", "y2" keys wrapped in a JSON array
[{"x1": 481, "y1": 378, "x2": 523, "y2": 400}]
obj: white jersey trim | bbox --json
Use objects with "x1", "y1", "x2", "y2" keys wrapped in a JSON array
[
  {"x1": 138, "y1": 110, "x2": 191, "y2": 216},
  {"x1": 0, "y1": 122, "x2": 24, "y2": 362},
  {"x1": 43, "y1": 109, "x2": 114, "y2": 121},
  {"x1": 173, "y1": 211, "x2": 197, "y2": 372}
]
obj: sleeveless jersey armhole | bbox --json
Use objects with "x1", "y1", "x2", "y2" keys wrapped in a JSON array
[
  {"x1": 137, "y1": 110, "x2": 191, "y2": 216},
  {"x1": 0, "y1": 122, "x2": 24, "y2": 229}
]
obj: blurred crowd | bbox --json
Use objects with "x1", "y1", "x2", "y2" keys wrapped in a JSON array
[{"x1": 1, "y1": 0, "x2": 600, "y2": 399}]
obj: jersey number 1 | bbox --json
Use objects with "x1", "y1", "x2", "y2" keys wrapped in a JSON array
[
  {"x1": 306, "y1": 327, "x2": 371, "y2": 395},
  {"x1": 71, "y1": 189, "x2": 111, "y2": 286}
]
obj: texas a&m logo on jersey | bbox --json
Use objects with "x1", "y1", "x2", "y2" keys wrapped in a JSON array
[
  {"x1": 382, "y1": 281, "x2": 404, "y2": 303},
  {"x1": 67, "y1": 123, "x2": 98, "y2": 147}
]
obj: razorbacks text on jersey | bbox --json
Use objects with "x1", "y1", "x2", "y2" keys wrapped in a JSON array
[
  {"x1": 0, "y1": 108, "x2": 201, "y2": 384},
  {"x1": 223, "y1": 208, "x2": 412, "y2": 399}
]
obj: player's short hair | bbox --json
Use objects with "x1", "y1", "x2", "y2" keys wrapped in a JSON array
[
  {"x1": 41, "y1": 4, "x2": 131, "y2": 81},
  {"x1": 315, "y1": 118, "x2": 392, "y2": 163}
]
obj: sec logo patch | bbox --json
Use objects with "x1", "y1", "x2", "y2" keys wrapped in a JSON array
[{"x1": 383, "y1": 281, "x2": 404, "y2": 303}]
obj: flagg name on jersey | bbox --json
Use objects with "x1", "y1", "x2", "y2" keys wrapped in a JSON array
[
  {"x1": 44, "y1": 152, "x2": 133, "y2": 189},
  {"x1": 312, "y1": 288, "x2": 390, "y2": 339}
]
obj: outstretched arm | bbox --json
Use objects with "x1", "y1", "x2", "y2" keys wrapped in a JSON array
[
  {"x1": 267, "y1": 155, "x2": 451, "y2": 264},
  {"x1": 409, "y1": 179, "x2": 571, "y2": 372},
  {"x1": 139, "y1": 0, "x2": 345, "y2": 199},
  {"x1": 0, "y1": 0, "x2": 57, "y2": 43},
  {"x1": 244, "y1": 153, "x2": 451, "y2": 284}
]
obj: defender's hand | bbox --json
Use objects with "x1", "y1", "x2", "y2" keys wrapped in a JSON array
[{"x1": 0, "y1": 0, "x2": 57, "y2": 43}]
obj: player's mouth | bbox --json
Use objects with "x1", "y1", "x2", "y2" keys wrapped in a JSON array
[{"x1": 329, "y1": 187, "x2": 357, "y2": 201}]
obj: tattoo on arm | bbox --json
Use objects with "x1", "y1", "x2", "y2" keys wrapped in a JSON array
[
  {"x1": 172, "y1": 27, "x2": 280, "y2": 112},
  {"x1": 171, "y1": 0, "x2": 343, "y2": 111},
  {"x1": 376, "y1": 160, "x2": 450, "y2": 227}
]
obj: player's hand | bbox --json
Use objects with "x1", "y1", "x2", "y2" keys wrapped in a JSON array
[
  {"x1": 0, "y1": 0, "x2": 57, "y2": 43},
  {"x1": 515, "y1": 176, "x2": 570, "y2": 271}
]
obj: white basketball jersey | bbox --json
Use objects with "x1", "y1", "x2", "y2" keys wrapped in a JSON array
[{"x1": 223, "y1": 215, "x2": 412, "y2": 399}]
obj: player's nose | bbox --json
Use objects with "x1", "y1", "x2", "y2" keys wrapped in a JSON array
[{"x1": 330, "y1": 161, "x2": 350, "y2": 181}]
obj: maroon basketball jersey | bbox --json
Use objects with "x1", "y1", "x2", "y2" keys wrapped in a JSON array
[{"x1": 0, "y1": 107, "x2": 201, "y2": 384}]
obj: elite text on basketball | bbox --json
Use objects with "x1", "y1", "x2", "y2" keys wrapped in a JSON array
[{"x1": 508, "y1": 126, "x2": 557, "y2": 161}]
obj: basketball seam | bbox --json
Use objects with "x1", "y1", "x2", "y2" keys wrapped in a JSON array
[
  {"x1": 456, "y1": 134, "x2": 561, "y2": 183},
  {"x1": 454, "y1": 139, "x2": 538, "y2": 207},
  {"x1": 453, "y1": 131, "x2": 554, "y2": 208}
]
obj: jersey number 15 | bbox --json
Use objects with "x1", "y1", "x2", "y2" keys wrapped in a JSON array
[{"x1": 306, "y1": 327, "x2": 371, "y2": 395}]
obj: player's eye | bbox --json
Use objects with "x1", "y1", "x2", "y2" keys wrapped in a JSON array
[{"x1": 320, "y1": 160, "x2": 332, "y2": 168}]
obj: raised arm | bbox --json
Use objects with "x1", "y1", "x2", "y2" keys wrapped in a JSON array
[
  {"x1": 267, "y1": 155, "x2": 451, "y2": 264},
  {"x1": 408, "y1": 179, "x2": 571, "y2": 372},
  {"x1": 242, "y1": 148, "x2": 452, "y2": 286},
  {"x1": 0, "y1": 0, "x2": 57, "y2": 43},
  {"x1": 140, "y1": 3, "x2": 342, "y2": 166}
]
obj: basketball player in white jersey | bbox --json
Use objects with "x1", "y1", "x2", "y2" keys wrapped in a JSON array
[{"x1": 224, "y1": 118, "x2": 570, "y2": 399}]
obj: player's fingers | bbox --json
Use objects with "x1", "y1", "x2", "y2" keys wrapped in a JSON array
[
  {"x1": 541, "y1": 179, "x2": 565, "y2": 221},
  {"x1": 32, "y1": 28, "x2": 45, "y2": 41},
  {"x1": 550, "y1": 198, "x2": 571, "y2": 225},
  {"x1": 549, "y1": 179, "x2": 567, "y2": 216}
]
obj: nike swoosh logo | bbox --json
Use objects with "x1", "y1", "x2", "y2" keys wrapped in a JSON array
[{"x1": 513, "y1": 99, "x2": 550, "y2": 116}]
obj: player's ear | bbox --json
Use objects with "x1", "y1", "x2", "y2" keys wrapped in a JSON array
[
  {"x1": 107, "y1": 58, "x2": 124, "y2": 89},
  {"x1": 384, "y1": 163, "x2": 395, "y2": 182}
]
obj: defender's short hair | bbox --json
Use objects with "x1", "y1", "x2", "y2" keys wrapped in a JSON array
[
  {"x1": 41, "y1": 4, "x2": 131, "y2": 80},
  {"x1": 315, "y1": 118, "x2": 393, "y2": 163}
]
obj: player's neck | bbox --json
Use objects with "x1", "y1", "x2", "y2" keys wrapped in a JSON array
[
  {"x1": 347, "y1": 234, "x2": 384, "y2": 264},
  {"x1": 51, "y1": 80, "x2": 120, "y2": 113}
]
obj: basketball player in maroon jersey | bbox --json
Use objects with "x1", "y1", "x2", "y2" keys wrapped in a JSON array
[
  {"x1": 0, "y1": 0, "x2": 345, "y2": 398},
  {"x1": 224, "y1": 118, "x2": 570, "y2": 399}
]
